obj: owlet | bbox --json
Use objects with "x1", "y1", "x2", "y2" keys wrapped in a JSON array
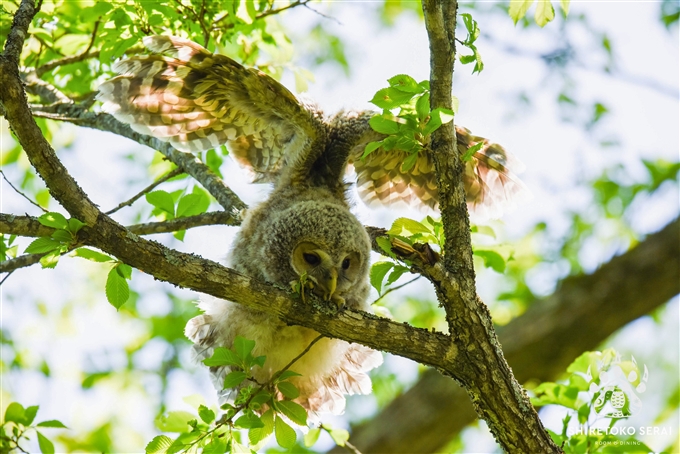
[{"x1": 97, "y1": 35, "x2": 529, "y2": 417}]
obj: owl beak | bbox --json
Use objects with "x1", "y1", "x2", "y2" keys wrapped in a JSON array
[{"x1": 318, "y1": 268, "x2": 338, "y2": 301}]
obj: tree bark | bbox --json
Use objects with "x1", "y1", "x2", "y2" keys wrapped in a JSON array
[{"x1": 337, "y1": 217, "x2": 680, "y2": 453}]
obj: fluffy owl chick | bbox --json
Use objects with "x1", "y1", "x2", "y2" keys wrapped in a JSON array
[{"x1": 185, "y1": 185, "x2": 382, "y2": 419}]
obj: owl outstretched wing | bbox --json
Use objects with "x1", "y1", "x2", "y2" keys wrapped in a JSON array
[
  {"x1": 344, "y1": 118, "x2": 531, "y2": 220},
  {"x1": 97, "y1": 35, "x2": 324, "y2": 184}
]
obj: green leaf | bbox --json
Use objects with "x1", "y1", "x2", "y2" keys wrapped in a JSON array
[
  {"x1": 223, "y1": 371, "x2": 248, "y2": 389},
  {"x1": 387, "y1": 74, "x2": 423, "y2": 93},
  {"x1": 73, "y1": 248, "x2": 113, "y2": 263},
  {"x1": 38, "y1": 212, "x2": 68, "y2": 230},
  {"x1": 249, "y1": 391, "x2": 272, "y2": 407},
  {"x1": 145, "y1": 435, "x2": 173, "y2": 453},
  {"x1": 275, "y1": 400, "x2": 307, "y2": 426},
  {"x1": 202, "y1": 347, "x2": 241, "y2": 367},
  {"x1": 369, "y1": 115, "x2": 400, "y2": 135},
  {"x1": 534, "y1": 0, "x2": 555, "y2": 27},
  {"x1": 36, "y1": 420, "x2": 68, "y2": 429},
  {"x1": 25, "y1": 237, "x2": 62, "y2": 254},
  {"x1": 39, "y1": 250, "x2": 62, "y2": 269},
  {"x1": 230, "y1": 440, "x2": 250, "y2": 454},
  {"x1": 415, "y1": 93, "x2": 430, "y2": 120},
  {"x1": 202, "y1": 438, "x2": 228, "y2": 454},
  {"x1": 376, "y1": 236, "x2": 395, "y2": 258},
  {"x1": 176, "y1": 193, "x2": 210, "y2": 218},
  {"x1": 51, "y1": 229, "x2": 73, "y2": 243},
  {"x1": 462, "y1": 142, "x2": 485, "y2": 162},
  {"x1": 559, "y1": 0, "x2": 570, "y2": 16},
  {"x1": 369, "y1": 87, "x2": 415, "y2": 110},
  {"x1": 4, "y1": 402, "x2": 26, "y2": 424},
  {"x1": 277, "y1": 381, "x2": 300, "y2": 399},
  {"x1": 22, "y1": 405, "x2": 39, "y2": 425},
  {"x1": 474, "y1": 250, "x2": 506, "y2": 273},
  {"x1": 361, "y1": 141, "x2": 383, "y2": 159},
  {"x1": 146, "y1": 190, "x2": 175, "y2": 216},
  {"x1": 116, "y1": 263, "x2": 133, "y2": 280},
  {"x1": 248, "y1": 409, "x2": 274, "y2": 446},
  {"x1": 37, "y1": 431, "x2": 55, "y2": 454},
  {"x1": 197, "y1": 405, "x2": 215, "y2": 424},
  {"x1": 274, "y1": 415, "x2": 297, "y2": 449},
  {"x1": 388, "y1": 217, "x2": 432, "y2": 236},
  {"x1": 106, "y1": 268, "x2": 130, "y2": 309},
  {"x1": 328, "y1": 428, "x2": 350, "y2": 447},
  {"x1": 304, "y1": 427, "x2": 321, "y2": 447},
  {"x1": 509, "y1": 0, "x2": 535, "y2": 24},
  {"x1": 370, "y1": 261, "x2": 394, "y2": 294},
  {"x1": 577, "y1": 403, "x2": 590, "y2": 424},
  {"x1": 386, "y1": 265, "x2": 409, "y2": 286},
  {"x1": 67, "y1": 218, "x2": 86, "y2": 233},
  {"x1": 423, "y1": 108, "x2": 455, "y2": 136},
  {"x1": 154, "y1": 411, "x2": 195, "y2": 433},
  {"x1": 276, "y1": 370, "x2": 302, "y2": 381},
  {"x1": 400, "y1": 152, "x2": 419, "y2": 172},
  {"x1": 234, "y1": 411, "x2": 264, "y2": 429},
  {"x1": 233, "y1": 336, "x2": 256, "y2": 360}
]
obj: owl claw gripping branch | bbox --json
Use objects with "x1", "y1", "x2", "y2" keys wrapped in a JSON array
[{"x1": 98, "y1": 35, "x2": 530, "y2": 418}]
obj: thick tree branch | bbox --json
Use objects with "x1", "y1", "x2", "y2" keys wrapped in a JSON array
[{"x1": 341, "y1": 217, "x2": 680, "y2": 453}]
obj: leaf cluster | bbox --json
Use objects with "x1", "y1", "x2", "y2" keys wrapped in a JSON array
[
  {"x1": 1, "y1": 402, "x2": 67, "y2": 454},
  {"x1": 145, "y1": 186, "x2": 212, "y2": 241},
  {"x1": 363, "y1": 75, "x2": 455, "y2": 172},
  {"x1": 24, "y1": 212, "x2": 85, "y2": 268},
  {"x1": 530, "y1": 349, "x2": 652, "y2": 453},
  {"x1": 146, "y1": 337, "x2": 313, "y2": 453}
]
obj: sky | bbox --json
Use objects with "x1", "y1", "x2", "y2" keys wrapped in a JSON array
[{"x1": 1, "y1": 1, "x2": 679, "y2": 452}]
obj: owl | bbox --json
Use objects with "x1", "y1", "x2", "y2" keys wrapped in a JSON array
[{"x1": 97, "y1": 35, "x2": 529, "y2": 417}]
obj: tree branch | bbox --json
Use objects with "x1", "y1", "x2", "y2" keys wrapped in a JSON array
[
  {"x1": 418, "y1": 1, "x2": 559, "y2": 451},
  {"x1": 105, "y1": 168, "x2": 184, "y2": 215},
  {"x1": 34, "y1": 20, "x2": 99, "y2": 77},
  {"x1": 1, "y1": 32, "x2": 466, "y2": 380},
  {"x1": 340, "y1": 217, "x2": 680, "y2": 453}
]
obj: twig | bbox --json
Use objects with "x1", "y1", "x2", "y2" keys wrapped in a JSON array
[
  {"x1": 105, "y1": 168, "x2": 184, "y2": 215},
  {"x1": 320, "y1": 424, "x2": 363, "y2": 454},
  {"x1": 0, "y1": 271, "x2": 14, "y2": 286},
  {"x1": 0, "y1": 170, "x2": 48, "y2": 212},
  {"x1": 127, "y1": 211, "x2": 241, "y2": 235},
  {"x1": 0, "y1": 253, "x2": 43, "y2": 273},
  {"x1": 372, "y1": 276, "x2": 421, "y2": 305},
  {"x1": 270, "y1": 334, "x2": 324, "y2": 383},
  {"x1": 35, "y1": 20, "x2": 100, "y2": 77},
  {"x1": 214, "y1": 0, "x2": 313, "y2": 30}
]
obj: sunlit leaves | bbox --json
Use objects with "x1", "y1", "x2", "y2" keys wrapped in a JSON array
[
  {"x1": 1, "y1": 403, "x2": 66, "y2": 454},
  {"x1": 106, "y1": 263, "x2": 132, "y2": 310},
  {"x1": 458, "y1": 13, "x2": 484, "y2": 73},
  {"x1": 364, "y1": 75, "x2": 455, "y2": 168},
  {"x1": 274, "y1": 415, "x2": 296, "y2": 448},
  {"x1": 23, "y1": 212, "x2": 87, "y2": 268},
  {"x1": 154, "y1": 412, "x2": 196, "y2": 433},
  {"x1": 509, "y1": 0, "x2": 569, "y2": 27},
  {"x1": 145, "y1": 435, "x2": 173, "y2": 454}
]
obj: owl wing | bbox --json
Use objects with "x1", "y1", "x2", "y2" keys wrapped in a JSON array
[
  {"x1": 346, "y1": 119, "x2": 531, "y2": 220},
  {"x1": 97, "y1": 35, "x2": 324, "y2": 183}
]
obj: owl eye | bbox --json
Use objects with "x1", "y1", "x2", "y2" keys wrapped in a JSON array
[
  {"x1": 342, "y1": 258, "x2": 351, "y2": 270},
  {"x1": 303, "y1": 252, "x2": 320, "y2": 266}
]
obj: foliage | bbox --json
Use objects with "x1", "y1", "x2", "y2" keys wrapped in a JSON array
[
  {"x1": 144, "y1": 337, "x2": 352, "y2": 453},
  {"x1": 363, "y1": 75, "x2": 455, "y2": 171},
  {"x1": 531, "y1": 349, "x2": 653, "y2": 453},
  {"x1": 1, "y1": 402, "x2": 67, "y2": 454},
  {"x1": 509, "y1": 0, "x2": 570, "y2": 27}
]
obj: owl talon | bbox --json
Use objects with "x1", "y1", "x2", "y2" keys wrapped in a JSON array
[{"x1": 331, "y1": 295, "x2": 345, "y2": 310}]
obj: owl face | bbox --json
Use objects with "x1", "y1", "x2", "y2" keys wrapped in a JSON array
[{"x1": 291, "y1": 241, "x2": 363, "y2": 301}]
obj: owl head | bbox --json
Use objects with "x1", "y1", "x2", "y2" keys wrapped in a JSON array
[{"x1": 260, "y1": 200, "x2": 371, "y2": 309}]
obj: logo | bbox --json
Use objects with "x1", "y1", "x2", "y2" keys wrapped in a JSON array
[{"x1": 588, "y1": 351, "x2": 649, "y2": 419}]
